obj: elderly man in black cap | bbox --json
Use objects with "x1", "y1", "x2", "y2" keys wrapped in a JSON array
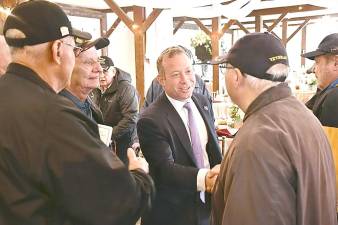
[
  {"x1": 59, "y1": 35, "x2": 109, "y2": 124},
  {"x1": 0, "y1": 1, "x2": 154, "y2": 225},
  {"x1": 91, "y1": 56, "x2": 139, "y2": 164},
  {"x1": 302, "y1": 33, "x2": 338, "y2": 216},
  {"x1": 211, "y1": 32, "x2": 336, "y2": 225},
  {"x1": 302, "y1": 33, "x2": 338, "y2": 128}
]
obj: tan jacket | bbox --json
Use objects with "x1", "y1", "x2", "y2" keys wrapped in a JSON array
[{"x1": 211, "y1": 83, "x2": 336, "y2": 225}]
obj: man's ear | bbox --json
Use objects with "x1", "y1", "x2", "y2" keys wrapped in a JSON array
[
  {"x1": 333, "y1": 55, "x2": 338, "y2": 70},
  {"x1": 51, "y1": 41, "x2": 62, "y2": 64},
  {"x1": 157, "y1": 74, "x2": 165, "y2": 86},
  {"x1": 232, "y1": 68, "x2": 244, "y2": 88}
]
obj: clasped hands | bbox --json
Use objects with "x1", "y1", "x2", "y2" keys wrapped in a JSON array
[{"x1": 205, "y1": 164, "x2": 220, "y2": 193}]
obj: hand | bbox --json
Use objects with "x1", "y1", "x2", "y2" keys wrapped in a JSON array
[
  {"x1": 127, "y1": 148, "x2": 149, "y2": 173},
  {"x1": 205, "y1": 164, "x2": 221, "y2": 193},
  {"x1": 131, "y1": 142, "x2": 140, "y2": 150}
]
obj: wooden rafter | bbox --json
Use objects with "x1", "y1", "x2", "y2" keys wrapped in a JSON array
[
  {"x1": 266, "y1": 12, "x2": 287, "y2": 32},
  {"x1": 286, "y1": 18, "x2": 310, "y2": 43},
  {"x1": 235, "y1": 20, "x2": 250, "y2": 34},
  {"x1": 219, "y1": 19, "x2": 236, "y2": 38},
  {"x1": 104, "y1": 0, "x2": 134, "y2": 31},
  {"x1": 173, "y1": 19, "x2": 186, "y2": 34},
  {"x1": 263, "y1": 23, "x2": 279, "y2": 37},
  {"x1": 140, "y1": 9, "x2": 163, "y2": 32},
  {"x1": 104, "y1": 17, "x2": 121, "y2": 37},
  {"x1": 192, "y1": 18, "x2": 211, "y2": 36}
]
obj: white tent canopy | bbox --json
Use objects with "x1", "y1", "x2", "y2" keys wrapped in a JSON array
[{"x1": 51, "y1": 0, "x2": 336, "y2": 20}]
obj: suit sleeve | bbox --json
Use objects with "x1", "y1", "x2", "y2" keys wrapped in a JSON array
[
  {"x1": 45, "y1": 103, "x2": 155, "y2": 225},
  {"x1": 137, "y1": 116, "x2": 199, "y2": 191}
]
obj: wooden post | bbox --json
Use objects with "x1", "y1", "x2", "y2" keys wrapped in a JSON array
[
  {"x1": 301, "y1": 25, "x2": 307, "y2": 67},
  {"x1": 100, "y1": 14, "x2": 108, "y2": 56},
  {"x1": 255, "y1": 15, "x2": 262, "y2": 32},
  {"x1": 211, "y1": 17, "x2": 220, "y2": 92},
  {"x1": 282, "y1": 19, "x2": 288, "y2": 46},
  {"x1": 133, "y1": 6, "x2": 146, "y2": 106}
]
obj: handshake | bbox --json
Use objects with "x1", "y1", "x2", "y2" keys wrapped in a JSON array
[{"x1": 205, "y1": 164, "x2": 221, "y2": 193}]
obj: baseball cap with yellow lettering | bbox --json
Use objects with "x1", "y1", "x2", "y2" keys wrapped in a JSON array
[{"x1": 211, "y1": 32, "x2": 289, "y2": 82}]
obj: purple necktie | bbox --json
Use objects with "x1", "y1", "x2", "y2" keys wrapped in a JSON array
[{"x1": 184, "y1": 102, "x2": 204, "y2": 168}]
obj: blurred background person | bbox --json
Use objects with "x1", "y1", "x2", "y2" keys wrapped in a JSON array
[
  {"x1": 0, "y1": 8, "x2": 11, "y2": 76},
  {"x1": 91, "y1": 56, "x2": 139, "y2": 164}
]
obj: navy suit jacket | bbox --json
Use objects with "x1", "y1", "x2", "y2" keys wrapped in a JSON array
[{"x1": 137, "y1": 92, "x2": 222, "y2": 225}]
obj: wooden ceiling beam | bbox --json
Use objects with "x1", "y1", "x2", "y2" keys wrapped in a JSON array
[
  {"x1": 219, "y1": 19, "x2": 236, "y2": 38},
  {"x1": 104, "y1": 0, "x2": 134, "y2": 31},
  {"x1": 173, "y1": 18, "x2": 186, "y2": 34},
  {"x1": 235, "y1": 20, "x2": 250, "y2": 34},
  {"x1": 286, "y1": 18, "x2": 310, "y2": 44},
  {"x1": 263, "y1": 22, "x2": 279, "y2": 38},
  {"x1": 266, "y1": 12, "x2": 288, "y2": 32},
  {"x1": 140, "y1": 9, "x2": 163, "y2": 32},
  {"x1": 59, "y1": 3, "x2": 105, "y2": 19},
  {"x1": 248, "y1": 4, "x2": 324, "y2": 17},
  {"x1": 192, "y1": 18, "x2": 211, "y2": 36},
  {"x1": 104, "y1": 17, "x2": 121, "y2": 37}
]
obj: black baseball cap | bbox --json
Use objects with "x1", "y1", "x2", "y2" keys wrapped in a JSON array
[
  {"x1": 302, "y1": 33, "x2": 338, "y2": 60},
  {"x1": 3, "y1": 0, "x2": 87, "y2": 47},
  {"x1": 80, "y1": 37, "x2": 110, "y2": 51},
  {"x1": 99, "y1": 56, "x2": 114, "y2": 70},
  {"x1": 211, "y1": 32, "x2": 289, "y2": 82}
]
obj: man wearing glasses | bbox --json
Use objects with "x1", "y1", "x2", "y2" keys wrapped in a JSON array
[
  {"x1": 0, "y1": 1, "x2": 154, "y2": 225},
  {"x1": 59, "y1": 35, "x2": 109, "y2": 124},
  {"x1": 210, "y1": 32, "x2": 336, "y2": 225}
]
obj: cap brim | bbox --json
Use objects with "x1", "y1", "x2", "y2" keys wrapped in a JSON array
[
  {"x1": 301, "y1": 50, "x2": 326, "y2": 60},
  {"x1": 81, "y1": 37, "x2": 110, "y2": 52},
  {"x1": 210, "y1": 55, "x2": 228, "y2": 65},
  {"x1": 72, "y1": 28, "x2": 92, "y2": 41}
]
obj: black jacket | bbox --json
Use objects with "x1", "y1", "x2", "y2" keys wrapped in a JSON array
[
  {"x1": 306, "y1": 84, "x2": 338, "y2": 127},
  {"x1": 91, "y1": 68, "x2": 139, "y2": 163},
  {"x1": 0, "y1": 63, "x2": 154, "y2": 225},
  {"x1": 138, "y1": 93, "x2": 222, "y2": 225}
]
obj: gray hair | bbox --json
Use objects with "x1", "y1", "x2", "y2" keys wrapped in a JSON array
[{"x1": 244, "y1": 64, "x2": 289, "y2": 90}]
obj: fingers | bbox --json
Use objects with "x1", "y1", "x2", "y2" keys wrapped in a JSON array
[
  {"x1": 127, "y1": 148, "x2": 149, "y2": 173},
  {"x1": 127, "y1": 148, "x2": 137, "y2": 161}
]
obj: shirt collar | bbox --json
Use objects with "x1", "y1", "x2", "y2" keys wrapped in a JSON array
[
  {"x1": 166, "y1": 93, "x2": 192, "y2": 111},
  {"x1": 6, "y1": 63, "x2": 56, "y2": 93},
  {"x1": 59, "y1": 89, "x2": 92, "y2": 117},
  {"x1": 244, "y1": 83, "x2": 292, "y2": 122}
]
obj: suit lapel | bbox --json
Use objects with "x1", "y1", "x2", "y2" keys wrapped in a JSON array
[
  {"x1": 160, "y1": 94, "x2": 198, "y2": 166},
  {"x1": 192, "y1": 95, "x2": 214, "y2": 135}
]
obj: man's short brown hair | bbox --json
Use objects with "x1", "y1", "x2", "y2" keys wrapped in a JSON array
[{"x1": 156, "y1": 46, "x2": 190, "y2": 76}]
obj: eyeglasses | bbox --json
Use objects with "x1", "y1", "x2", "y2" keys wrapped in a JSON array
[
  {"x1": 219, "y1": 63, "x2": 235, "y2": 74},
  {"x1": 61, "y1": 41, "x2": 83, "y2": 57}
]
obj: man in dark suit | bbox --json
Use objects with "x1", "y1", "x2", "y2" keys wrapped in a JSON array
[{"x1": 137, "y1": 46, "x2": 222, "y2": 225}]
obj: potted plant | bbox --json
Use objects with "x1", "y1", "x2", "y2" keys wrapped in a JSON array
[{"x1": 191, "y1": 31, "x2": 212, "y2": 62}]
